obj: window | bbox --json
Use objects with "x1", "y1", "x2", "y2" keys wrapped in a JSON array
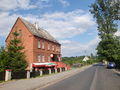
[
  {"x1": 48, "y1": 43, "x2": 50, "y2": 50},
  {"x1": 19, "y1": 30, "x2": 22, "y2": 36},
  {"x1": 55, "y1": 45, "x2": 56, "y2": 51},
  {"x1": 58, "y1": 47, "x2": 60, "y2": 52},
  {"x1": 58, "y1": 57, "x2": 61, "y2": 61},
  {"x1": 57, "y1": 47, "x2": 60, "y2": 52},
  {"x1": 38, "y1": 40, "x2": 40, "y2": 48},
  {"x1": 56, "y1": 46, "x2": 58, "y2": 52},
  {"x1": 52, "y1": 45, "x2": 54, "y2": 51},
  {"x1": 50, "y1": 44, "x2": 52, "y2": 50},
  {"x1": 38, "y1": 55, "x2": 41, "y2": 62},
  {"x1": 42, "y1": 40, "x2": 44, "y2": 49},
  {"x1": 42, "y1": 55, "x2": 45, "y2": 62},
  {"x1": 48, "y1": 56, "x2": 50, "y2": 62}
]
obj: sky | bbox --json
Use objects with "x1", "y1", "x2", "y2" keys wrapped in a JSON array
[{"x1": 0, "y1": 0, "x2": 119, "y2": 57}]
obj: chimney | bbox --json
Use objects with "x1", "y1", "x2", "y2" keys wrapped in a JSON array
[{"x1": 34, "y1": 22, "x2": 39, "y2": 30}]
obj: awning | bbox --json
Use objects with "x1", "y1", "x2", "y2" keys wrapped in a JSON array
[{"x1": 32, "y1": 62, "x2": 57, "y2": 67}]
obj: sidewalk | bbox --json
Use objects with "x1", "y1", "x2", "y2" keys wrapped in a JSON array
[
  {"x1": 113, "y1": 69, "x2": 120, "y2": 74},
  {"x1": 0, "y1": 65, "x2": 92, "y2": 90}
]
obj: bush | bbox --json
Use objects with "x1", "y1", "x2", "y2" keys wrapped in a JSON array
[{"x1": 62, "y1": 56, "x2": 99, "y2": 67}]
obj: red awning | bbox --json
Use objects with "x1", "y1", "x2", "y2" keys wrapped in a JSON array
[{"x1": 32, "y1": 62, "x2": 57, "y2": 67}]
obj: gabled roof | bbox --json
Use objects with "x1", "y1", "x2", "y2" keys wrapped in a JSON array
[{"x1": 19, "y1": 17, "x2": 60, "y2": 44}]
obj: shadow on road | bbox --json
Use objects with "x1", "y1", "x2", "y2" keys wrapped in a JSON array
[
  {"x1": 93, "y1": 63, "x2": 104, "y2": 67},
  {"x1": 115, "y1": 73, "x2": 120, "y2": 77}
]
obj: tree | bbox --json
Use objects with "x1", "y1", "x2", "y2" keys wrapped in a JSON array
[
  {"x1": 110, "y1": 0, "x2": 120, "y2": 20},
  {"x1": 0, "y1": 46, "x2": 8, "y2": 72},
  {"x1": 6, "y1": 32, "x2": 28, "y2": 71},
  {"x1": 90, "y1": 0, "x2": 120, "y2": 67},
  {"x1": 90, "y1": 53, "x2": 94, "y2": 59}
]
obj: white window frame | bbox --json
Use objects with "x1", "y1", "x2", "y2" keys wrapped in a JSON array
[
  {"x1": 52, "y1": 45, "x2": 54, "y2": 51},
  {"x1": 48, "y1": 56, "x2": 50, "y2": 62},
  {"x1": 58, "y1": 47, "x2": 60, "y2": 52},
  {"x1": 48, "y1": 43, "x2": 50, "y2": 50},
  {"x1": 56, "y1": 46, "x2": 58, "y2": 52},
  {"x1": 42, "y1": 55, "x2": 45, "y2": 62},
  {"x1": 38, "y1": 40, "x2": 40, "y2": 48},
  {"x1": 38, "y1": 55, "x2": 41, "y2": 62},
  {"x1": 42, "y1": 40, "x2": 44, "y2": 49}
]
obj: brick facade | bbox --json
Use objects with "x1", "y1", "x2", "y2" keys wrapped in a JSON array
[{"x1": 6, "y1": 17, "x2": 61, "y2": 69}]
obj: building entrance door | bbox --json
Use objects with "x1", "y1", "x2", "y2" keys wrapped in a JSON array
[{"x1": 51, "y1": 54, "x2": 59, "y2": 61}]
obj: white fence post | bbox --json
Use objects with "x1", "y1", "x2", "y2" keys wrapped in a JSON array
[
  {"x1": 54, "y1": 68, "x2": 57, "y2": 73},
  {"x1": 59, "y1": 68, "x2": 62, "y2": 72},
  {"x1": 39, "y1": 70, "x2": 43, "y2": 76},
  {"x1": 5, "y1": 69, "x2": 12, "y2": 81},
  {"x1": 48, "y1": 69, "x2": 52, "y2": 75},
  {"x1": 65, "y1": 67, "x2": 67, "y2": 71},
  {"x1": 27, "y1": 70, "x2": 30, "y2": 79}
]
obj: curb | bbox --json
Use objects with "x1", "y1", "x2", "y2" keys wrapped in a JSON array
[{"x1": 113, "y1": 69, "x2": 120, "y2": 74}]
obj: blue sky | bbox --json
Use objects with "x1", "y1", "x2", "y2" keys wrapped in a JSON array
[{"x1": 0, "y1": 0, "x2": 119, "y2": 57}]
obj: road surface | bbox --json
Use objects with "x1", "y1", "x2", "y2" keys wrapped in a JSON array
[
  {"x1": 42, "y1": 64, "x2": 120, "y2": 90},
  {"x1": 0, "y1": 65, "x2": 91, "y2": 90}
]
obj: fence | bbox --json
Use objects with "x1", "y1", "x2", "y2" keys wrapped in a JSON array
[
  {"x1": 0, "y1": 72, "x2": 5, "y2": 81},
  {"x1": 30, "y1": 71, "x2": 40, "y2": 78},
  {"x1": 12, "y1": 71, "x2": 27, "y2": 79},
  {"x1": 0, "y1": 67, "x2": 68, "y2": 81}
]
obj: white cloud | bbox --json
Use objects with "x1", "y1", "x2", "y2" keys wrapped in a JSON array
[
  {"x1": 0, "y1": 12, "x2": 18, "y2": 36},
  {"x1": 60, "y1": 37, "x2": 100, "y2": 56},
  {"x1": 60, "y1": 40, "x2": 72, "y2": 44},
  {"x1": 5, "y1": 9, "x2": 95, "y2": 39},
  {"x1": 17, "y1": 0, "x2": 36, "y2": 9},
  {"x1": 35, "y1": 0, "x2": 52, "y2": 9},
  {"x1": 0, "y1": 0, "x2": 36, "y2": 11},
  {"x1": 40, "y1": 0, "x2": 49, "y2": 2},
  {"x1": 35, "y1": 10, "x2": 95, "y2": 39},
  {"x1": 115, "y1": 30, "x2": 120, "y2": 36},
  {"x1": 0, "y1": 0, "x2": 52, "y2": 11},
  {"x1": 59, "y1": 0, "x2": 70, "y2": 7},
  {"x1": 0, "y1": 9, "x2": 96, "y2": 56}
]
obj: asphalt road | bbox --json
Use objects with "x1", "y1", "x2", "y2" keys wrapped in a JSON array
[{"x1": 42, "y1": 64, "x2": 120, "y2": 90}]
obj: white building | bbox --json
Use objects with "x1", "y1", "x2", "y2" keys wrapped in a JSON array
[{"x1": 83, "y1": 56, "x2": 90, "y2": 62}]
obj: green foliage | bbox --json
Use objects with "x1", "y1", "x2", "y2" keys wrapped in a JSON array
[
  {"x1": 62, "y1": 56, "x2": 99, "y2": 67},
  {"x1": 7, "y1": 32, "x2": 28, "y2": 71},
  {"x1": 90, "y1": 0, "x2": 118, "y2": 36},
  {"x1": 97, "y1": 37, "x2": 120, "y2": 61},
  {"x1": 0, "y1": 32, "x2": 28, "y2": 72},
  {"x1": 0, "y1": 46, "x2": 8, "y2": 72},
  {"x1": 90, "y1": 0, "x2": 120, "y2": 67},
  {"x1": 62, "y1": 56, "x2": 84, "y2": 65}
]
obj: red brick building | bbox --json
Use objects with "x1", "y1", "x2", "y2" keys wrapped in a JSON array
[{"x1": 6, "y1": 17, "x2": 69, "y2": 71}]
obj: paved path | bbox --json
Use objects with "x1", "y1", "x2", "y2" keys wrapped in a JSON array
[
  {"x1": 0, "y1": 65, "x2": 91, "y2": 90},
  {"x1": 42, "y1": 64, "x2": 120, "y2": 90}
]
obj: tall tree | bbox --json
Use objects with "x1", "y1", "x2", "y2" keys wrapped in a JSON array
[
  {"x1": 0, "y1": 46, "x2": 8, "y2": 72},
  {"x1": 6, "y1": 32, "x2": 28, "y2": 71},
  {"x1": 90, "y1": 0, "x2": 120, "y2": 67},
  {"x1": 110, "y1": 0, "x2": 120, "y2": 20}
]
